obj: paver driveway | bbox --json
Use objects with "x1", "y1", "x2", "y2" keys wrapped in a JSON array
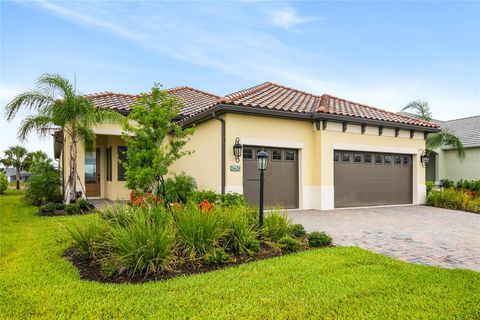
[{"x1": 288, "y1": 205, "x2": 480, "y2": 271}]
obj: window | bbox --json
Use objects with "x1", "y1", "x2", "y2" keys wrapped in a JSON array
[
  {"x1": 243, "y1": 148, "x2": 253, "y2": 160},
  {"x1": 342, "y1": 152, "x2": 351, "y2": 163},
  {"x1": 394, "y1": 155, "x2": 402, "y2": 165},
  {"x1": 364, "y1": 154, "x2": 372, "y2": 164},
  {"x1": 117, "y1": 146, "x2": 128, "y2": 181},
  {"x1": 285, "y1": 150, "x2": 295, "y2": 161},
  {"x1": 403, "y1": 155, "x2": 410, "y2": 165},
  {"x1": 85, "y1": 151, "x2": 97, "y2": 183},
  {"x1": 106, "y1": 147, "x2": 112, "y2": 181},
  {"x1": 375, "y1": 154, "x2": 383, "y2": 164},
  {"x1": 384, "y1": 155, "x2": 393, "y2": 164},
  {"x1": 272, "y1": 149, "x2": 282, "y2": 161},
  {"x1": 354, "y1": 154, "x2": 362, "y2": 163},
  {"x1": 334, "y1": 151, "x2": 340, "y2": 162}
]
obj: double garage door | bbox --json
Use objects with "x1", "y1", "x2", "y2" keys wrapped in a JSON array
[
  {"x1": 334, "y1": 150, "x2": 413, "y2": 208},
  {"x1": 243, "y1": 146, "x2": 299, "y2": 209}
]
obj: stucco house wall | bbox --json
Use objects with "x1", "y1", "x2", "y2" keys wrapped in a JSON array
[{"x1": 437, "y1": 147, "x2": 480, "y2": 181}]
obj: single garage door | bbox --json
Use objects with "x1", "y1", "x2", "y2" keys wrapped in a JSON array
[
  {"x1": 334, "y1": 150, "x2": 413, "y2": 208},
  {"x1": 243, "y1": 146, "x2": 299, "y2": 209}
]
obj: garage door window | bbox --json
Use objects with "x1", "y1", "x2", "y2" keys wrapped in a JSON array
[
  {"x1": 285, "y1": 150, "x2": 295, "y2": 161},
  {"x1": 364, "y1": 154, "x2": 372, "y2": 164},
  {"x1": 384, "y1": 155, "x2": 393, "y2": 164},
  {"x1": 375, "y1": 154, "x2": 383, "y2": 164},
  {"x1": 272, "y1": 150, "x2": 282, "y2": 161},
  {"x1": 354, "y1": 154, "x2": 362, "y2": 163},
  {"x1": 403, "y1": 155, "x2": 410, "y2": 165},
  {"x1": 243, "y1": 148, "x2": 253, "y2": 160},
  {"x1": 334, "y1": 151, "x2": 340, "y2": 162},
  {"x1": 394, "y1": 155, "x2": 402, "y2": 165},
  {"x1": 342, "y1": 152, "x2": 351, "y2": 163}
]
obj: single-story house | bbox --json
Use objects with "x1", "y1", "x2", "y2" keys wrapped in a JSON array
[
  {"x1": 54, "y1": 82, "x2": 440, "y2": 210},
  {"x1": 426, "y1": 115, "x2": 480, "y2": 182},
  {"x1": 4, "y1": 167, "x2": 30, "y2": 183}
]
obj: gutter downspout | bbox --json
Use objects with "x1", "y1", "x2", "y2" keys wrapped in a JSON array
[{"x1": 212, "y1": 112, "x2": 226, "y2": 195}]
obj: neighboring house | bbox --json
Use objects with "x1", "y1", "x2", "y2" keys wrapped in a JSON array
[
  {"x1": 4, "y1": 167, "x2": 30, "y2": 183},
  {"x1": 426, "y1": 116, "x2": 480, "y2": 182},
  {"x1": 54, "y1": 82, "x2": 439, "y2": 210}
]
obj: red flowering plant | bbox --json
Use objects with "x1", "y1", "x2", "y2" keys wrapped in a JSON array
[
  {"x1": 130, "y1": 191, "x2": 163, "y2": 208},
  {"x1": 198, "y1": 199, "x2": 213, "y2": 212}
]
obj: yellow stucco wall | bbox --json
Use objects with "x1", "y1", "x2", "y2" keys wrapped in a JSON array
[
  {"x1": 169, "y1": 119, "x2": 222, "y2": 192},
  {"x1": 60, "y1": 114, "x2": 427, "y2": 207}
]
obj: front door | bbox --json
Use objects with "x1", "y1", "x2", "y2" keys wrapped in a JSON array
[{"x1": 85, "y1": 148, "x2": 100, "y2": 197}]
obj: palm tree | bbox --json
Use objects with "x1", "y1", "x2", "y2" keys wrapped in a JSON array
[
  {"x1": 4, "y1": 73, "x2": 122, "y2": 202},
  {"x1": 1, "y1": 146, "x2": 29, "y2": 189},
  {"x1": 402, "y1": 101, "x2": 465, "y2": 159}
]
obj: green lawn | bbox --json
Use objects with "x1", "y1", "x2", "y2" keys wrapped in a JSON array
[{"x1": 1, "y1": 191, "x2": 479, "y2": 319}]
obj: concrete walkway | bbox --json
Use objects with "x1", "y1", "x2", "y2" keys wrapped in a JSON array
[{"x1": 288, "y1": 205, "x2": 480, "y2": 272}]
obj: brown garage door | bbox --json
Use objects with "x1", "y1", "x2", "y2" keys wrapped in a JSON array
[
  {"x1": 243, "y1": 146, "x2": 299, "y2": 209},
  {"x1": 334, "y1": 150, "x2": 413, "y2": 208}
]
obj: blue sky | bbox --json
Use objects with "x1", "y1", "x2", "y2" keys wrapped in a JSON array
[{"x1": 1, "y1": 0, "x2": 479, "y2": 157}]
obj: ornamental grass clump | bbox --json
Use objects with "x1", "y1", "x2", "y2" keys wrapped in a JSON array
[
  {"x1": 172, "y1": 204, "x2": 224, "y2": 258},
  {"x1": 67, "y1": 222, "x2": 105, "y2": 258},
  {"x1": 262, "y1": 210, "x2": 292, "y2": 241},
  {"x1": 221, "y1": 208, "x2": 259, "y2": 255},
  {"x1": 105, "y1": 209, "x2": 175, "y2": 276}
]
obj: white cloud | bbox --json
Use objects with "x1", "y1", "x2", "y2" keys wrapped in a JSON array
[{"x1": 267, "y1": 7, "x2": 316, "y2": 30}]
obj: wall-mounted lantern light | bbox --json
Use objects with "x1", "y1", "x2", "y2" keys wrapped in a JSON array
[
  {"x1": 233, "y1": 137, "x2": 243, "y2": 163},
  {"x1": 420, "y1": 150, "x2": 430, "y2": 168},
  {"x1": 256, "y1": 149, "x2": 269, "y2": 226}
]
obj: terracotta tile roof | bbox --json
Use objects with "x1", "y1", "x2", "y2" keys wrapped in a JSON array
[
  {"x1": 318, "y1": 94, "x2": 439, "y2": 128},
  {"x1": 220, "y1": 82, "x2": 439, "y2": 128},
  {"x1": 86, "y1": 86, "x2": 219, "y2": 117},
  {"x1": 86, "y1": 81, "x2": 438, "y2": 129},
  {"x1": 221, "y1": 82, "x2": 319, "y2": 113}
]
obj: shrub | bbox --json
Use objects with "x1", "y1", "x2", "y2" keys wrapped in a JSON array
[
  {"x1": 190, "y1": 190, "x2": 219, "y2": 204},
  {"x1": 262, "y1": 210, "x2": 292, "y2": 241},
  {"x1": 163, "y1": 173, "x2": 197, "y2": 204},
  {"x1": 220, "y1": 193, "x2": 246, "y2": 208},
  {"x1": 428, "y1": 188, "x2": 480, "y2": 213},
  {"x1": 102, "y1": 205, "x2": 171, "y2": 228},
  {"x1": 289, "y1": 224, "x2": 306, "y2": 238},
  {"x1": 427, "y1": 190, "x2": 444, "y2": 207},
  {"x1": 456, "y1": 179, "x2": 480, "y2": 192},
  {"x1": 440, "y1": 179, "x2": 454, "y2": 189},
  {"x1": 426, "y1": 181, "x2": 435, "y2": 195},
  {"x1": 203, "y1": 248, "x2": 230, "y2": 265},
  {"x1": 54, "y1": 203, "x2": 65, "y2": 210},
  {"x1": 222, "y1": 209, "x2": 259, "y2": 255},
  {"x1": 106, "y1": 211, "x2": 176, "y2": 275},
  {"x1": 67, "y1": 223, "x2": 104, "y2": 258},
  {"x1": 76, "y1": 198, "x2": 90, "y2": 211},
  {"x1": 278, "y1": 236, "x2": 302, "y2": 253},
  {"x1": 308, "y1": 232, "x2": 332, "y2": 247},
  {"x1": 24, "y1": 162, "x2": 62, "y2": 206},
  {"x1": 39, "y1": 202, "x2": 57, "y2": 213},
  {"x1": 65, "y1": 203, "x2": 82, "y2": 215},
  {"x1": 0, "y1": 172, "x2": 7, "y2": 194},
  {"x1": 173, "y1": 205, "x2": 224, "y2": 257}
]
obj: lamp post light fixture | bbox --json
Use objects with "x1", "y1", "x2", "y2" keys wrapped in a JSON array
[
  {"x1": 233, "y1": 137, "x2": 243, "y2": 163},
  {"x1": 256, "y1": 149, "x2": 269, "y2": 226}
]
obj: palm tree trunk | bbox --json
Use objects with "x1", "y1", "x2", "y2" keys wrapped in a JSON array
[
  {"x1": 15, "y1": 167, "x2": 20, "y2": 190},
  {"x1": 67, "y1": 135, "x2": 78, "y2": 203}
]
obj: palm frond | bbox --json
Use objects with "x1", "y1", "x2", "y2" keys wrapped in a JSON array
[
  {"x1": 4, "y1": 92, "x2": 54, "y2": 120},
  {"x1": 18, "y1": 115, "x2": 53, "y2": 141},
  {"x1": 77, "y1": 126, "x2": 96, "y2": 151},
  {"x1": 427, "y1": 130, "x2": 465, "y2": 159},
  {"x1": 401, "y1": 100, "x2": 432, "y2": 121},
  {"x1": 37, "y1": 73, "x2": 75, "y2": 101}
]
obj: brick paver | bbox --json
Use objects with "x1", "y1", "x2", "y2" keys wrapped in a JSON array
[{"x1": 288, "y1": 205, "x2": 480, "y2": 271}]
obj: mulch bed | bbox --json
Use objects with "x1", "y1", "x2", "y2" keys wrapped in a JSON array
[{"x1": 64, "y1": 243, "x2": 313, "y2": 284}]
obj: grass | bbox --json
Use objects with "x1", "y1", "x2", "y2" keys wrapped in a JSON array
[{"x1": 1, "y1": 190, "x2": 479, "y2": 319}]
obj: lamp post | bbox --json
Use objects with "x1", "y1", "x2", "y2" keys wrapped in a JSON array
[{"x1": 256, "y1": 150, "x2": 268, "y2": 226}]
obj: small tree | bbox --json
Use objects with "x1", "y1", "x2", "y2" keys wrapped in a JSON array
[
  {"x1": 4, "y1": 73, "x2": 122, "y2": 202},
  {"x1": 1, "y1": 146, "x2": 30, "y2": 189},
  {"x1": 402, "y1": 101, "x2": 465, "y2": 159},
  {"x1": 122, "y1": 84, "x2": 194, "y2": 197}
]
